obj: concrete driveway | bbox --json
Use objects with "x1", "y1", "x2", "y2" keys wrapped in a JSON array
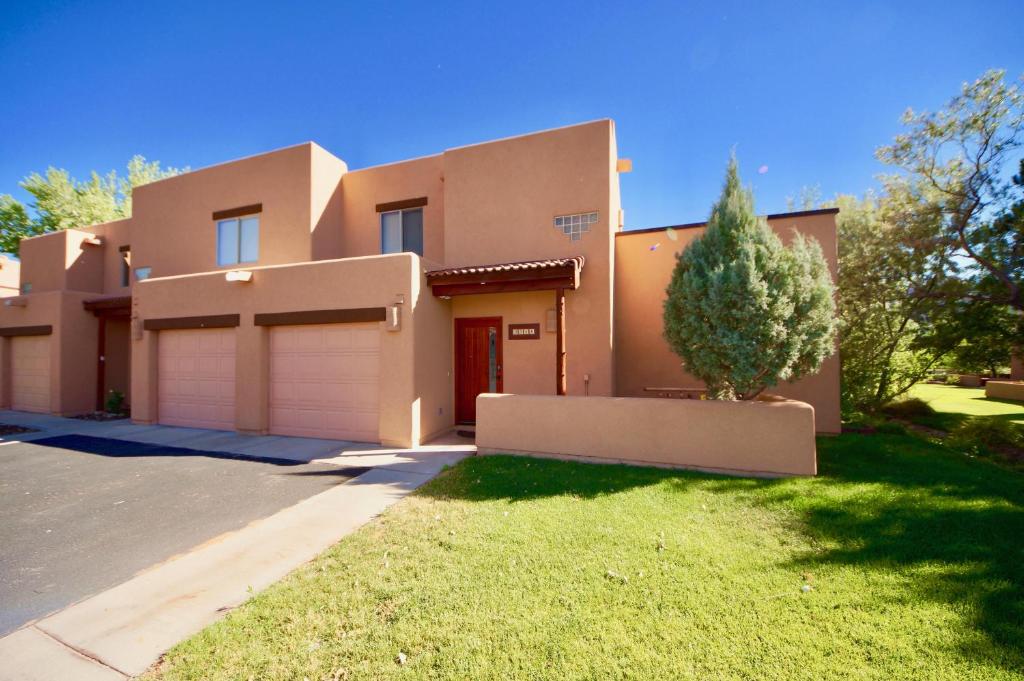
[{"x1": 0, "y1": 435, "x2": 369, "y2": 636}]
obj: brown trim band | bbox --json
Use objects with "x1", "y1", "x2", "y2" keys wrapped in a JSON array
[
  {"x1": 618, "y1": 207, "x2": 840, "y2": 237},
  {"x1": 118, "y1": 244, "x2": 131, "y2": 253},
  {"x1": 143, "y1": 314, "x2": 240, "y2": 331},
  {"x1": 375, "y1": 197, "x2": 427, "y2": 213},
  {"x1": 212, "y1": 203, "x2": 263, "y2": 220},
  {"x1": 0, "y1": 325, "x2": 52, "y2": 337},
  {"x1": 254, "y1": 307, "x2": 387, "y2": 327}
]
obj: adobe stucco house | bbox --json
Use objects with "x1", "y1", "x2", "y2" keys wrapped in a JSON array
[{"x1": 0, "y1": 120, "x2": 840, "y2": 446}]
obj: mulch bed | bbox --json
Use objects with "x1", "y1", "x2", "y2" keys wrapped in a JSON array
[
  {"x1": 0, "y1": 424, "x2": 39, "y2": 436},
  {"x1": 70, "y1": 412, "x2": 130, "y2": 422}
]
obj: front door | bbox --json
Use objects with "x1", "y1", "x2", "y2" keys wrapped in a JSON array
[{"x1": 455, "y1": 317, "x2": 502, "y2": 424}]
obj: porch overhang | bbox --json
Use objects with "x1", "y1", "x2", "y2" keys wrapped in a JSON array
[
  {"x1": 83, "y1": 295, "x2": 131, "y2": 319},
  {"x1": 425, "y1": 256, "x2": 584, "y2": 297}
]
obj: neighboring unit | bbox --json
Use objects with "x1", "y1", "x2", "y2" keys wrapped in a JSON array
[{"x1": 0, "y1": 121, "x2": 840, "y2": 445}]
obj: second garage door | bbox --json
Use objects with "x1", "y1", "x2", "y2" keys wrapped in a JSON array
[
  {"x1": 11, "y1": 335, "x2": 51, "y2": 413},
  {"x1": 269, "y1": 323, "x2": 380, "y2": 442},
  {"x1": 158, "y1": 328, "x2": 236, "y2": 430}
]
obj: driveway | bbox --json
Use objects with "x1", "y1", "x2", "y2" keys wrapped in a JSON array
[{"x1": 0, "y1": 435, "x2": 368, "y2": 636}]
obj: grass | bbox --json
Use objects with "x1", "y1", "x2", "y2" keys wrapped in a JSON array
[
  {"x1": 908, "y1": 383, "x2": 1024, "y2": 431},
  {"x1": 147, "y1": 436, "x2": 1024, "y2": 681}
]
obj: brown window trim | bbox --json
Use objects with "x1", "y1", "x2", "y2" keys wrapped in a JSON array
[
  {"x1": 254, "y1": 307, "x2": 386, "y2": 327},
  {"x1": 212, "y1": 204, "x2": 263, "y2": 221},
  {"x1": 118, "y1": 244, "x2": 131, "y2": 253},
  {"x1": 143, "y1": 314, "x2": 241, "y2": 331},
  {"x1": 375, "y1": 197, "x2": 427, "y2": 213},
  {"x1": 0, "y1": 325, "x2": 52, "y2": 337}
]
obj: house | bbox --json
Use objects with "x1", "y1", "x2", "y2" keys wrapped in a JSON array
[{"x1": 0, "y1": 120, "x2": 840, "y2": 445}]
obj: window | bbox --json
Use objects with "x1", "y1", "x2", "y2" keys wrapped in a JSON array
[
  {"x1": 20, "y1": 282, "x2": 31, "y2": 294},
  {"x1": 380, "y1": 208, "x2": 423, "y2": 256},
  {"x1": 217, "y1": 215, "x2": 259, "y2": 266},
  {"x1": 135, "y1": 267, "x2": 152, "y2": 281},
  {"x1": 554, "y1": 211, "x2": 599, "y2": 241},
  {"x1": 120, "y1": 248, "x2": 131, "y2": 287}
]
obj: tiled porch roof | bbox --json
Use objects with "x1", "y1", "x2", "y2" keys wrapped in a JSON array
[{"x1": 425, "y1": 256, "x2": 584, "y2": 279}]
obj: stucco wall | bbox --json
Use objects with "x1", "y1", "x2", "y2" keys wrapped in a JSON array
[
  {"x1": 338, "y1": 154, "x2": 445, "y2": 262},
  {"x1": 130, "y1": 143, "x2": 323, "y2": 280},
  {"x1": 984, "y1": 381, "x2": 1024, "y2": 401},
  {"x1": 19, "y1": 229, "x2": 106, "y2": 294},
  {"x1": 614, "y1": 210, "x2": 841, "y2": 434},
  {"x1": 0, "y1": 290, "x2": 98, "y2": 414},
  {"x1": 131, "y1": 253, "x2": 448, "y2": 446},
  {"x1": 476, "y1": 393, "x2": 817, "y2": 477},
  {"x1": 90, "y1": 218, "x2": 133, "y2": 296},
  {"x1": 442, "y1": 120, "x2": 620, "y2": 397}
]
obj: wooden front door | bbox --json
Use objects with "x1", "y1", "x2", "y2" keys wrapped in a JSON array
[{"x1": 455, "y1": 317, "x2": 502, "y2": 424}]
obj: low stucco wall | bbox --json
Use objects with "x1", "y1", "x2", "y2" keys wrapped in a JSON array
[
  {"x1": 476, "y1": 393, "x2": 817, "y2": 477},
  {"x1": 985, "y1": 381, "x2": 1024, "y2": 402}
]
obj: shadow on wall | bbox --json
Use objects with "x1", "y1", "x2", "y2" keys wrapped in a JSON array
[{"x1": 419, "y1": 435, "x2": 1024, "y2": 673}]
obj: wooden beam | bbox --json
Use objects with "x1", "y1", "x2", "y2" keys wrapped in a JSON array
[
  {"x1": 555, "y1": 287, "x2": 566, "y2": 396},
  {"x1": 254, "y1": 307, "x2": 386, "y2": 327},
  {"x1": 427, "y1": 266, "x2": 575, "y2": 287},
  {"x1": 212, "y1": 204, "x2": 262, "y2": 220},
  {"x1": 376, "y1": 197, "x2": 428, "y2": 212},
  {"x1": 0, "y1": 325, "x2": 52, "y2": 337},
  {"x1": 431, "y1": 276, "x2": 576, "y2": 297},
  {"x1": 143, "y1": 314, "x2": 240, "y2": 331}
]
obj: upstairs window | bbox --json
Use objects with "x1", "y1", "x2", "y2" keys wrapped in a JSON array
[
  {"x1": 120, "y1": 246, "x2": 131, "y2": 287},
  {"x1": 217, "y1": 215, "x2": 259, "y2": 266},
  {"x1": 134, "y1": 267, "x2": 152, "y2": 281},
  {"x1": 380, "y1": 208, "x2": 423, "y2": 256}
]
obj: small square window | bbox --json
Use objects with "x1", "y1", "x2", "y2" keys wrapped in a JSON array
[
  {"x1": 20, "y1": 282, "x2": 31, "y2": 294},
  {"x1": 135, "y1": 267, "x2": 152, "y2": 281},
  {"x1": 553, "y1": 211, "x2": 599, "y2": 241}
]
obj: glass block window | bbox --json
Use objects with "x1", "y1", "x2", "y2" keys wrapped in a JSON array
[{"x1": 554, "y1": 211, "x2": 598, "y2": 241}]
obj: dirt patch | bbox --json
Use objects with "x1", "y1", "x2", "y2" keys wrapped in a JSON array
[
  {"x1": 70, "y1": 412, "x2": 129, "y2": 422},
  {"x1": 0, "y1": 424, "x2": 38, "y2": 436}
]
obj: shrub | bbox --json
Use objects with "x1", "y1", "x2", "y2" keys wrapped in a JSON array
[
  {"x1": 945, "y1": 373, "x2": 961, "y2": 386},
  {"x1": 663, "y1": 158, "x2": 837, "y2": 400},
  {"x1": 881, "y1": 397, "x2": 935, "y2": 418},
  {"x1": 105, "y1": 390, "x2": 126, "y2": 414},
  {"x1": 947, "y1": 418, "x2": 1024, "y2": 454}
]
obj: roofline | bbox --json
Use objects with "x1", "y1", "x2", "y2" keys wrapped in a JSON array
[
  {"x1": 443, "y1": 119, "x2": 612, "y2": 154},
  {"x1": 617, "y1": 207, "x2": 840, "y2": 237}
]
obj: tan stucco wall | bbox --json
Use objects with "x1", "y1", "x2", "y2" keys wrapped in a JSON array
[
  {"x1": 130, "y1": 142, "x2": 330, "y2": 280},
  {"x1": 131, "y1": 253, "x2": 449, "y2": 446},
  {"x1": 442, "y1": 120, "x2": 620, "y2": 397},
  {"x1": 19, "y1": 229, "x2": 106, "y2": 294},
  {"x1": 0, "y1": 290, "x2": 98, "y2": 414},
  {"x1": 476, "y1": 393, "x2": 817, "y2": 477},
  {"x1": 984, "y1": 381, "x2": 1024, "y2": 401},
  {"x1": 614, "y1": 211, "x2": 841, "y2": 434},
  {"x1": 338, "y1": 154, "x2": 445, "y2": 262},
  {"x1": 310, "y1": 143, "x2": 348, "y2": 261},
  {"x1": 90, "y1": 218, "x2": 133, "y2": 296}
]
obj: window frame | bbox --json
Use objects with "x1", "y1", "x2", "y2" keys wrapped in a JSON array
[
  {"x1": 216, "y1": 213, "x2": 260, "y2": 267},
  {"x1": 379, "y1": 207, "x2": 424, "y2": 256}
]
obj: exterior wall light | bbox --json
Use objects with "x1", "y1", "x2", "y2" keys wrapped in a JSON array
[
  {"x1": 4, "y1": 297, "x2": 27, "y2": 307},
  {"x1": 225, "y1": 270, "x2": 253, "y2": 283}
]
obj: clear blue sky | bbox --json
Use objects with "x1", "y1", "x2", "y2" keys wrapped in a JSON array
[{"x1": 1, "y1": 0, "x2": 1022, "y2": 230}]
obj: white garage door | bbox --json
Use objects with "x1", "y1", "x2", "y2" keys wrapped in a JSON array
[
  {"x1": 11, "y1": 336, "x2": 51, "y2": 413},
  {"x1": 158, "y1": 328, "x2": 236, "y2": 431},
  {"x1": 269, "y1": 323, "x2": 380, "y2": 442}
]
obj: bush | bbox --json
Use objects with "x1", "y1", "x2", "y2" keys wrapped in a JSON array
[
  {"x1": 881, "y1": 397, "x2": 935, "y2": 418},
  {"x1": 945, "y1": 373, "x2": 961, "y2": 386},
  {"x1": 947, "y1": 418, "x2": 1024, "y2": 454},
  {"x1": 663, "y1": 158, "x2": 837, "y2": 400},
  {"x1": 105, "y1": 390, "x2": 126, "y2": 414}
]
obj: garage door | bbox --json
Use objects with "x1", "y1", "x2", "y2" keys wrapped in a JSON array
[
  {"x1": 269, "y1": 323, "x2": 380, "y2": 442},
  {"x1": 11, "y1": 336, "x2": 51, "y2": 413},
  {"x1": 158, "y1": 328, "x2": 236, "y2": 430}
]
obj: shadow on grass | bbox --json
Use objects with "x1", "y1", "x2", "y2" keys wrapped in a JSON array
[{"x1": 423, "y1": 435, "x2": 1024, "y2": 671}]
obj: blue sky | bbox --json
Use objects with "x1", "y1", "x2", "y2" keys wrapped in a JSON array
[{"x1": 1, "y1": 0, "x2": 1022, "y2": 230}]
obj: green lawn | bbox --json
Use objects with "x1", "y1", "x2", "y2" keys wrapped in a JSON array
[
  {"x1": 908, "y1": 383, "x2": 1024, "y2": 431},
  {"x1": 148, "y1": 436, "x2": 1024, "y2": 680}
]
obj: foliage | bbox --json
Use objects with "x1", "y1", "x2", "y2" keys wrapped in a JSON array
[
  {"x1": 881, "y1": 397, "x2": 935, "y2": 418},
  {"x1": 0, "y1": 156, "x2": 185, "y2": 255},
  {"x1": 833, "y1": 194, "x2": 953, "y2": 412},
  {"x1": 876, "y1": 69, "x2": 1024, "y2": 315},
  {"x1": 948, "y1": 302, "x2": 1018, "y2": 375},
  {"x1": 946, "y1": 373, "x2": 962, "y2": 386},
  {"x1": 663, "y1": 159, "x2": 837, "y2": 400},
  {"x1": 948, "y1": 417, "x2": 1024, "y2": 456},
  {"x1": 105, "y1": 390, "x2": 126, "y2": 415}
]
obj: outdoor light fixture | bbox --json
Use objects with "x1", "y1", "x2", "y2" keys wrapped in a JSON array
[
  {"x1": 4, "y1": 297, "x2": 27, "y2": 307},
  {"x1": 225, "y1": 270, "x2": 253, "y2": 283}
]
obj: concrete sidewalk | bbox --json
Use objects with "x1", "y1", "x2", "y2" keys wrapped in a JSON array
[{"x1": 0, "y1": 414, "x2": 475, "y2": 680}]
